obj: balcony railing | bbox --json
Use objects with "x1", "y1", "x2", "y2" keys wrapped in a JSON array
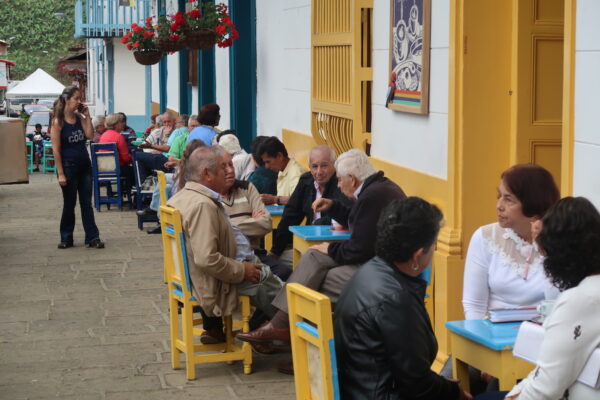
[{"x1": 75, "y1": 0, "x2": 152, "y2": 38}]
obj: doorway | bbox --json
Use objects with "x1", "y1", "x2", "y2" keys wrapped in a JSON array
[{"x1": 510, "y1": 0, "x2": 564, "y2": 188}]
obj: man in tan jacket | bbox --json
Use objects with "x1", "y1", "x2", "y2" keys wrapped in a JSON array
[{"x1": 167, "y1": 146, "x2": 283, "y2": 326}]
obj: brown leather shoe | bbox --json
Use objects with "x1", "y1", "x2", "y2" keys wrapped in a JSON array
[
  {"x1": 250, "y1": 341, "x2": 276, "y2": 355},
  {"x1": 200, "y1": 328, "x2": 225, "y2": 344},
  {"x1": 235, "y1": 321, "x2": 290, "y2": 344},
  {"x1": 277, "y1": 359, "x2": 294, "y2": 375}
]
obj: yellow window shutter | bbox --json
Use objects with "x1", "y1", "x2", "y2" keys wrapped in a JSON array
[{"x1": 311, "y1": 0, "x2": 373, "y2": 155}]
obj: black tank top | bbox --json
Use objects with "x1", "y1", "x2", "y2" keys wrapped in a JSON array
[{"x1": 60, "y1": 117, "x2": 90, "y2": 166}]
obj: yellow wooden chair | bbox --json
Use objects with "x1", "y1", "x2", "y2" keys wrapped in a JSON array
[
  {"x1": 159, "y1": 205, "x2": 252, "y2": 380},
  {"x1": 157, "y1": 171, "x2": 169, "y2": 283},
  {"x1": 156, "y1": 170, "x2": 168, "y2": 206},
  {"x1": 287, "y1": 283, "x2": 340, "y2": 400}
]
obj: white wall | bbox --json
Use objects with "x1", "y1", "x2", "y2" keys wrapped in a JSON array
[
  {"x1": 151, "y1": 63, "x2": 159, "y2": 105},
  {"x1": 214, "y1": 0, "x2": 231, "y2": 130},
  {"x1": 370, "y1": 0, "x2": 449, "y2": 179},
  {"x1": 215, "y1": 45, "x2": 231, "y2": 130},
  {"x1": 166, "y1": 53, "x2": 180, "y2": 112},
  {"x1": 113, "y1": 39, "x2": 146, "y2": 115},
  {"x1": 573, "y1": 0, "x2": 600, "y2": 209},
  {"x1": 256, "y1": 0, "x2": 311, "y2": 137}
]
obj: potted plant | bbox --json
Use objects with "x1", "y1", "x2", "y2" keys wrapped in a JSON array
[
  {"x1": 184, "y1": 2, "x2": 239, "y2": 50},
  {"x1": 121, "y1": 19, "x2": 163, "y2": 65},
  {"x1": 154, "y1": 13, "x2": 186, "y2": 53}
]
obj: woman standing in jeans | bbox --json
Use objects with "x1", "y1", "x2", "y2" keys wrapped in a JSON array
[{"x1": 51, "y1": 86, "x2": 104, "y2": 249}]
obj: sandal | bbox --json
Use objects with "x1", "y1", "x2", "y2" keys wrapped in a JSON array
[
  {"x1": 86, "y1": 238, "x2": 105, "y2": 249},
  {"x1": 57, "y1": 242, "x2": 73, "y2": 249}
]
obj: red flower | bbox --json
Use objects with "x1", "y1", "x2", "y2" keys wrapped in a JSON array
[
  {"x1": 188, "y1": 9, "x2": 201, "y2": 19},
  {"x1": 171, "y1": 34, "x2": 180, "y2": 42},
  {"x1": 218, "y1": 38, "x2": 233, "y2": 48},
  {"x1": 132, "y1": 24, "x2": 144, "y2": 33},
  {"x1": 214, "y1": 25, "x2": 226, "y2": 36},
  {"x1": 170, "y1": 23, "x2": 178, "y2": 33},
  {"x1": 231, "y1": 28, "x2": 239, "y2": 40},
  {"x1": 221, "y1": 17, "x2": 233, "y2": 27},
  {"x1": 174, "y1": 12, "x2": 185, "y2": 24},
  {"x1": 133, "y1": 42, "x2": 140, "y2": 48},
  {"x1": 143, "y1": 30, "x2": 154, "y2": 38},
  {"x1": 146, "y1": 17, "x2": 153, "y2": 23},
  {"x1": 120, "y1": 36, "x2": 128, "y2": 44},
  {"x1": 127, "y1": 43, "x2": 133, "y2": 50}
]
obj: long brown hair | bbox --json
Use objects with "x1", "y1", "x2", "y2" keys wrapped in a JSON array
[
  {"x1": 175, "y1": 139, "x2": 207, "y2": 190},
  {"x1": 53, "y1": 86, "x2": 80, "y2": 128}
]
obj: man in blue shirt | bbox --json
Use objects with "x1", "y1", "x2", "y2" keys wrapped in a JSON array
[{"x1": 187, "y1": 103, "x2": 220, "y2": 146}]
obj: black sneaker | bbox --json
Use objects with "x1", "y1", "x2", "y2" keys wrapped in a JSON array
[
  {"x1": 57, "y1": 242, "x2": 73, "y2": 249},
  {"x1": 87, "y1": 238, "x2": 105, "y2": 248},
  {"x1": 136, "y1": 207, "x2": 157, "y2": 218},
  {"x1": 147, "y1": 225, "x2": 162, "y2": 234}
]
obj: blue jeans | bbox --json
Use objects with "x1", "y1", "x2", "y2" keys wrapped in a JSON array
[
  {"x1": 149, "y1": 173, "x2": 173, "y2": 212},
  {"x1": 59, "y1": 162, "x2": 100, "y2": 244}
]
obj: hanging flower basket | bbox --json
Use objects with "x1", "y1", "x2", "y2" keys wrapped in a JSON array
[
  {"x1": 183, "y1": 28, "x2": 218, "y2": 50},
  {"x1": 133, "y1": 50, "x2": 163, "y2": 65},
  {"x1": 183, "y1": 3, "x2": 239, "y2": 50},
  {"x1": 154, "y1": 36, "x2": 185, "y2": 53}
]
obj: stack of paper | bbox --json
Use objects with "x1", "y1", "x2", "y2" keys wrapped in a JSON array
[
  {"x1": 514, "y1": 321, "x2": 600, "y2": 388},
  {"x1": 488, "y1": 306, "x2": 539, "y2": 323}
]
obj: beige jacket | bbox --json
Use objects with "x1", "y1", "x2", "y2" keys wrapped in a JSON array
[{"x1": 167, "y1": 181, "x2": 245, "y2": 317}]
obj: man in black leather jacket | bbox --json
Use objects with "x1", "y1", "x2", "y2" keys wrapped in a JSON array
[
  {"x1": 334, "y1": 197, "x2": 471, "y2": 400},
  {"x1": 269, "y1": 145, "x2": 352, "y2": 263}
]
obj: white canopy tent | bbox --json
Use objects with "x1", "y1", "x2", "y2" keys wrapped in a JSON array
[{"x1": 6, "y1": 68, "x2": 65, "y2": 100}]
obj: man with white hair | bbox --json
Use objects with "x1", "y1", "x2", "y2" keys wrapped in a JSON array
[
  {"x1": 237, "y1": 149, "x2": 406, "y2": 372},
  {"x1": 166, "y1": 146, "x2": 283, "y2": 326},
  {"x1": 135, "y1": 111, "x2": 176, "y2": 184},
  {"x1": 91, "y1": 115, "x2": 106, "y2": 143},
  {"x1": 269, "y1": 145, "x2": 352, "y2": 266}
]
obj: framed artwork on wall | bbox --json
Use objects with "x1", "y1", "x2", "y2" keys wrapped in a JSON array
[{"x1": 386, "y1": 0, "x2": 431, "y2": 114}]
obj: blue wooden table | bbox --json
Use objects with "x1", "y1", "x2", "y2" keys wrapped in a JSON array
[
  {"x1": 288, "y1": 225, "x2": 351, "y2": 267},
  {"x1": 445, "y1": 320, "x2": 534, "y2": 391},
  {"x1": 264, "y1": 205, "x2": 285, "y2": 251}
]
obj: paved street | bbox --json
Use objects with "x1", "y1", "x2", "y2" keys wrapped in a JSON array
[{"x1": 0, "y1": 173, "x2": 295, "y2": 400}]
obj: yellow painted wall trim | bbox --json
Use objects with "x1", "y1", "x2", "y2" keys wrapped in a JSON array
[
  {"x1": 282, "y1": 129, "x2": 317, "y2": 171},
  {"x1": 561, "y1": 0, "x2": 576, "y2": 196}
]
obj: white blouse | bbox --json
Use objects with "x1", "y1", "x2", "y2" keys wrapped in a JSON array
[
  {"x1": 462, "y1": 222, "x2": 559, "y2": 320},
  {"x1": 507, "y1": 275, "x2": 600, "y2": 400}
]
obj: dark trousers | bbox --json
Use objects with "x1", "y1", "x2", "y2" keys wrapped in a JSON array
[
  {"x1": 120, "y1": 164, "x2": 134, "y2": 193},
  {"x1": 59, "y1": 162, "x2": 100, "y2": 244},
  {"x1": 136, "y1": 152, "x2": 168, "y2": 184},
  {"x1": 473, "y1": 392, "x2": 509, "y2": 400}
]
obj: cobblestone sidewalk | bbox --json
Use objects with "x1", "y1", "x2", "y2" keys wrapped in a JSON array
[{"x1": 0, "y1": 174, "x2": 295, "y2": 400}]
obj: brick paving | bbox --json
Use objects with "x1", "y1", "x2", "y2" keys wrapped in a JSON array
[{"x1": 0, "y1": 173, "x2": 295, "y2": 400}]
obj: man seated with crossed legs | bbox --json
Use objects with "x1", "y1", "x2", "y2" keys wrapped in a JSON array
[{"x1": 236, "y1": 149, "x2": 407, "y2": 374}]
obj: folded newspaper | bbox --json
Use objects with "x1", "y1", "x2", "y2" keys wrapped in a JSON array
[
  {"x1": 514, "y1": 321, "x2": 600, "y2": 388},
  {"x1": 488, "y1": 306, "x2": 539, "y2": 323}
]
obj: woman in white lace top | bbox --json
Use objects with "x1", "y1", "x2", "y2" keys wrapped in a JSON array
[{"x1": 463, "y1": 164, "x2": 560, "y2": 320}]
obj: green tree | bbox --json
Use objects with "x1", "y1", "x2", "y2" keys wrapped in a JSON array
[{"x1": 0, "y1": 0, "x2": 83, "y2": 83}]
